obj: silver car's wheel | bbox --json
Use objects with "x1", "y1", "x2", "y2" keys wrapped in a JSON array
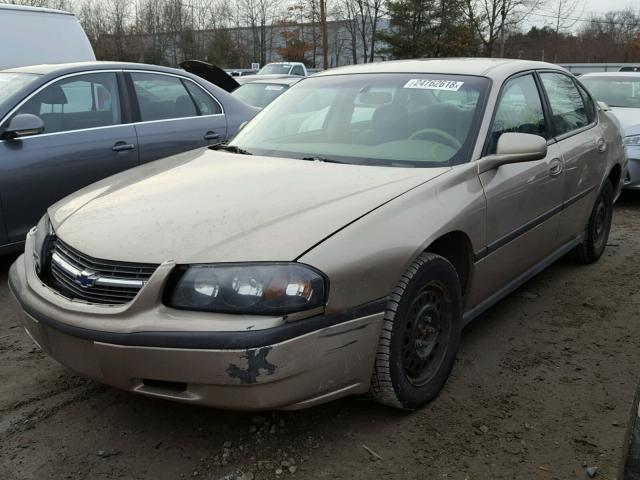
[
  {"x1": 370, "y1": 252, "x2": 462, "y2": 410},
  {"x1": 572, "y1": 180, "x2": 614, "y2": 264}
]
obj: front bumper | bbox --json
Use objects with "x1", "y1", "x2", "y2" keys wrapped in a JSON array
[{"x1": 8, "y1": 239, "x2": 384, "y2": 410}]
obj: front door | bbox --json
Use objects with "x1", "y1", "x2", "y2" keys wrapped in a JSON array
[
  {"x1": 470, "y1": 73, "x2": 566, "y2": 306},
  {"x1": 127, "y1": 72, "x2": 228, "y2": 164},
  {"x1": 0, "y1": 71, "x2": 139, "y2": 243}
]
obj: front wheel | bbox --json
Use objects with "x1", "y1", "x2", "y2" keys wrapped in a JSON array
[
  {"x1": 572, "y1": 180, "x2": 614, "y2": 264},
  {"x1": 370, "y1": 252, "x2": 462, "y2": 410}
]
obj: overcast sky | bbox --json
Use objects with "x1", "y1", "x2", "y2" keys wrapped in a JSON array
[
  {"x1": 580, "y1": 0, "x2": 638, "y2": 13},
  {"x1": 523, "y1": 0, "x2": 639, "y2": 31}
]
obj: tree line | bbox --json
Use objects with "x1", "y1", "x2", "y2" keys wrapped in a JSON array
[{"x1": 6, "y1": 0, "x2": 640, "y2": 67}]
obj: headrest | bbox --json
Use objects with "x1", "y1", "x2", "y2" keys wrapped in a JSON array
[{"x1": 39, "y1": 85, "x2": 68, "y2": 105}]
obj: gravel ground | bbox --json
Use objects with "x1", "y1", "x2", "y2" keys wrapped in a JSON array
[{"x1": 1, "y1": 192, "x2": 640, "y2": 480}]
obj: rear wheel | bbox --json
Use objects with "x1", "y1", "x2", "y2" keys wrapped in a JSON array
[
  {"x1": 572, "y1": 180, "x2": 614, "y2": 264},
  {"x1": 370, "y1": 252, "x2": 462, "y2": 410}
]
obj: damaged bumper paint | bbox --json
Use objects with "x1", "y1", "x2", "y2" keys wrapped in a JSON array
[{"x1": 8, "y1": 252, "x2": 384, "y2": 410}]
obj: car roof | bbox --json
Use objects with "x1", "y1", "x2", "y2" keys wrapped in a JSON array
[
  {"x1": 0, "y1": 3, "x2": 73, "y2": 15},
  {"x1": 316, "y1": 58, "x2": 567, "y2": 79},
  {"x1": 1, "y1": 61, "x2": 190, "y2": 76},
  {"x1": 581, "y1": 72, "x2": 640, "y2": 77}
]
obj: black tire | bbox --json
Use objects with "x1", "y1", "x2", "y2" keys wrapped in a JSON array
[
  {"x1": 370, "y1": 252, "x2": 462, "y2": 410},
  {"x1": 572, "y1": 180, "x2": 614, "y2": 264}
]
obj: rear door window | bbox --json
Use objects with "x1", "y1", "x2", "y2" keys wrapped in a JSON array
[
  {"x1": 131, "y1": 73, "x2": 198, "y2": 121},
  {"x1": 540, "y1": 72, "x2": 589, "y2": 137},
  {"x1": 9, "y1": 72, "x2": 121, "y2": 134}
]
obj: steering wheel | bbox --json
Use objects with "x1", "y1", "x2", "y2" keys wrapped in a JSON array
[{"x1": 409, "y1": 128, "x2": 462, "y2": 149}]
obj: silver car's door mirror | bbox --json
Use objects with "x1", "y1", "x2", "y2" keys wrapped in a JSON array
[
  {"x1": 3, "y1": 114, "x2": 45, "y2": 140},
  {"x1": 478, "y1": 132, "x2": 547, "y2": 174},
  {"x1": 597, "y1": 101, "x2": 611, "y2": 112}
]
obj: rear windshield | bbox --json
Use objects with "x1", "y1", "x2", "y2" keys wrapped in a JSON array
[
  {"x1": 258, "y1": 64, "x2": 292, "y2": 75},
  {"x1": 232, "y1": 83, "x2": 290, "y2": 108},
  {"x1": 0, "y1": 73, "x2": 39, "y2": 103},
  {"x1": 230, "y1": 73, "x2": 490, "y2": 167},
  {"x1": 581, "y1": 76, "x2": 640, "y2": 108}
]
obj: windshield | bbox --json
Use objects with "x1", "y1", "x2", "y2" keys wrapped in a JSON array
[
  {"x1": 229, "y1": 73, "x2": 489, "y2": 167},
  {"x1": 581, "y1": 76, "x2": 640, "y2": 108},
  {"x1": 232, "y1": 83, "x2": 290, "y2": 108},
  {"x1": 258, "y1": 64, "x2": 292, "y2": 75},
  {"x1": 0, "y1": 73, "x2": 39, "y2": 104}
]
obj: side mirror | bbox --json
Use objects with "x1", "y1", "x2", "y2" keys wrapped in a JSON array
[
  {"x1": 2, "y1": 114, "x2": 45, "y2": 140},
  {"x1": 478, "y1": 132, "x2": 547, "y2": 174},
  {"x1": 597, "y1": 101, "x2": 611, "y2": 112}
]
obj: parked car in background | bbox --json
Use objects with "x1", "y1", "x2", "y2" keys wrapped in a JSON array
[
  {"x1": 0, "y1": 61, "x2": 258, "y2": 253},
  {"x1": 257, "y1": 62, "x2": 308, "y2": 77},
  {"x1": 0, "y1": 4, "x2": 95, "y2": 70},
  {"x1": 231, "y1": 77, "x2": 303, "y2": 108},
  {"x1": 8, "y1": 59, "x2": 626, "y2": 411},
  {"x1": 581, "y1": 72, "x2": 640, "y2": 189},
  {"x1": 181, "y1": 60, "x2": 302, "y2": 108}
]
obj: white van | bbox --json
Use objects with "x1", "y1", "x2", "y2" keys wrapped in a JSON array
[{"x1": 0, "y1": 3, "x2": 95, "y2": 70}]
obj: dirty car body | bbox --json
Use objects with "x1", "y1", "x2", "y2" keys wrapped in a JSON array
[{"x1": 9, "y1": 59, "x2": 626, "y2": 410}]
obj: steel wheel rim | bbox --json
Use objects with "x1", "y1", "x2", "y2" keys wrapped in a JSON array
[
  {"x1": 401, "y1": 281, "x2": 452, "y2": 386},
  {"x1": 593, "y1": 196, "x2": 610, "y2": 251}
]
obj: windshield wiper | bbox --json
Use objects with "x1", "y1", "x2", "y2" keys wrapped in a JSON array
[
  {"x1": 210, "y1": 144, "x2": 253, "y2": 155},
  {"x1": 301, "y1": 156, "x2": 345, "y2": 164}
]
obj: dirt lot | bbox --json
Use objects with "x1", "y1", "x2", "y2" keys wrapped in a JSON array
[{"x1": 1, "y1": 193, "x2": 640, "y2": 480}]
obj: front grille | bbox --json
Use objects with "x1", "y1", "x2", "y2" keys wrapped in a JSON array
[{"x1": 44, "y1": 238, "x2": 158, "y2": 305}]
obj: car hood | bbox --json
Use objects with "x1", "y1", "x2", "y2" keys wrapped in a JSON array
[
  {"x1": 180, "y1": 60, "x2": 240, "y2": 93},
  {"x1": 49, "y1": 148, "x2": 449, "y2": 264},
  {"x1": 609, "y1": 107, "x2": 640, "y2": 136}
]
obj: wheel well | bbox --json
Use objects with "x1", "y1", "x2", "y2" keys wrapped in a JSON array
[
  {"x1": 608, "y1": 164, "x2": 622, "y2": 189},
  {"x1": 425, "y1": 231, "x2": 473, "y2": 297}
]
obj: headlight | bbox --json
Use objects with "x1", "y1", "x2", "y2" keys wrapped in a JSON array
[
  {"x1": 624, "y1": 135, "x2": 640, "y2": 147},
  {"x1": 32, "y1": 213, "x2": 53, "y2": 274},
  {"x1": 164, "y1": 263, "x2": 328, "y2": 315}
]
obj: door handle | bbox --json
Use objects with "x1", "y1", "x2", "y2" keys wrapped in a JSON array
[
  {"x1": 204, "y1": 131, "x2": 222, "y2": 141},
  {"x1": 596, "y1": 137, "x2": 607, "y2": 153},
  {"x1": 549, "y1": 158, "x2": 563, "y2": 177},
  {"x1": 112, "y1": 141, "x2": 136, "y2": 152}
]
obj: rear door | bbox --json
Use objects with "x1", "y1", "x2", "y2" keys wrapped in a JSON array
[
  {"x1": 538, "y1": 72, "x2": 606, "y2": 243},
  {"x1": 0, "y1": 71, "x2": 138, "y2": 243},
  {"x1": 126, "y1": 71, "x2": 227, "y2": 164}
]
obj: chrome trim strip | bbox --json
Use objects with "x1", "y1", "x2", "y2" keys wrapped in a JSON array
[
  {"x1": 51, "y1": 251, "x2": 145, "y2": 289},
  {"x1": 51, "y1": 251, "x2": 80, "y2": 277},
  {"x1": 94, "y1": 276, "x2": 145, "y2": 288}
]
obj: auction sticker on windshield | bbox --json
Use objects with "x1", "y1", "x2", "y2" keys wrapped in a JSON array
[{"x1": 403, "y1": 79, "x2": 464, "y2": 91}]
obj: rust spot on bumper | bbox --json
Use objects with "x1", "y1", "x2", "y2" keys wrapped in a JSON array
[{"x1": 226, "y1": 347, "x2": 276, "y2": 384}]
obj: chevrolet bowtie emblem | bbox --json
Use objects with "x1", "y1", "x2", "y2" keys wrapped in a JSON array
[{"x1": 74, "y1": 269, "x2": 97, "y2": 288}]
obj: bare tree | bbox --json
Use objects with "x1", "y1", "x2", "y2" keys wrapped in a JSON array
[
  {"x1": 465, "y1": 0, "x2": 544, "y2": 57},
  {"x1": 548, "y1": 0, "x2": 583, "y2": 61}
]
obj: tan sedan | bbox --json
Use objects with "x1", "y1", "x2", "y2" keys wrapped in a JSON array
[{"x1": 9, "y1": 59, "x2": 626, "y2": 410}]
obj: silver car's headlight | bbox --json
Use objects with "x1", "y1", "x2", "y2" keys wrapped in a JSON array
[
  {"x1": 164, "y1": 263, "x2": 328, "y2": 315},
  {"x1": 624, "y1": 135, "x2": 640, "y2": 147},
  {"x1": 32, "y1": 213, "x2": 53, "y2": 274}
]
